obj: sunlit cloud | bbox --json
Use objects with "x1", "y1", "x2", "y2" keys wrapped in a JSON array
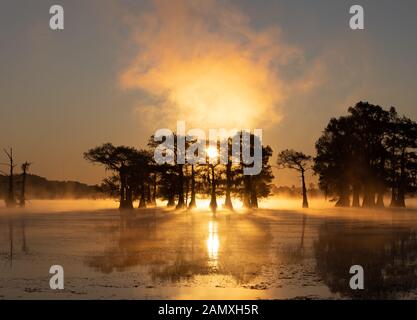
[{"x1": 120, "y1": 0, "x2": 304, "y2": 130}]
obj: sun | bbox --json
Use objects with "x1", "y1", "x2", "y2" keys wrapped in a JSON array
[{"x1": 206, "y1": 146, "x2": 219, "y2": 159}]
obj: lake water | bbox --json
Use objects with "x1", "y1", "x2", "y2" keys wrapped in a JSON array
[{"x1": 1, "y1": 199, "x2": 417, "y2": 299}]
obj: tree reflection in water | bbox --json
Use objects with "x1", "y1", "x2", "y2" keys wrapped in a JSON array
[
  {"x1": 85, "y1": 210, "x2": 273, "y2": 286},
  {"x1": 314, "y1": 223, "x2": 417, "y2": 299},
  {"x1": 0, "y1": 218, "x2": 29, "y2": 267}
]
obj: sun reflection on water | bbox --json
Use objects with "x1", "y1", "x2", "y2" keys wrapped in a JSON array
[{"x1": 207, "y1": 220, "x2": 219, "y2": 268}]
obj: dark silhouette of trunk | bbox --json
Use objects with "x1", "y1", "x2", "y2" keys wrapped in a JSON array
[
  {"x1": 152, "y1": 174, "x2": 157, "y2": 205},
  {"x1": 362, "y1": 184, "x2": 375, "y2": 208},
  {"x1": 396, "y1": 148, "x2": 406, "y2": 207},
  {"x1": 7, "y1": 170, "x2": 15, "y2": 207},
  {"x1": 250, "y1": 180, "x2": 258, "y2": 209},
  {"x1": 176, "y1": 164, "x2": 185, "y2": 209},
  {"x1": 184, "y1": 166, "x2": 189, "y2": 206},
  {"x1": 301, "y1": 170, "x2": 309, "y2": 208},
  {"x1": 167, "y1": 195, "x2": 175, "y2": 207},
  {"x1": 209, "y1": 166, "x2": 217, "y2": 212},
  {"x1": 362, "y1": 192, "x2": 375, "y2": 207},
  {"x1": 335, "y1": 182, "x2": 350, "y2": 207},
  {"x1": 375, "y1": 157, "x2": 386, "y2": 208},
  {"x1": 352, "y1": 183, "x2": 361, "y2": 207},
  {"x1": 188, "y1": 165, "x2": 196, "y2": 209},
  {"x1": 324, "y1": 184, "x2": 328, "y2": 201},
  {"x1": 390, "y1": 187, "x2": 398, "y2": 207},
  {"x1": 139, "y1": 194, "x2": 146, "y2": 208},
  {"x1": 389, "y1": 144, "x2": 398, "y2": 207},
  {"x1": 125, "y1": 186, "x2": 134, "y2": 210},
  {"x1": 19, "y1": 172, "x2": 26, "y2": 207},
  {"x1": 224, "y1": 161, "x2": 233, "y2": 210},
  {"x1": 119, "y1": 167, "x2": 126, "y2": 208},
  {"x1": 19, "y1": 162, "x2": 30, "y2": 208},
  {"x1": 4, "y1": 148, "x2": 16, "y2": 208},
  {"x1": 119, "y1": 167, "x2": 132, "y2": 209},
  {"x1": 146, "y1": 183, "x2": 152, "y2": 204},
  {"x1": 139, "y1": 182, "x2": 147, "y2": 208},
  {"x1": 167, "y1": 181, "x2": 176, "y2": 207},
  {"x1": 376, "y1": 192, "x2": 385, "y2": 207},
  {"x1": 243, "y1": 175, "x2": 252, "y2": 208}
]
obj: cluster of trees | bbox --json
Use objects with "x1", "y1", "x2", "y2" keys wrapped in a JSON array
[
  {"x1": 0, "y1": 148, "x2": 31, "y2": 208},
  {"x1": 314, "y1": 101, "x2": 417, "y2": 208},
  {"x1": 84, "y1": 133, "x2": 274, "y2": 211}
]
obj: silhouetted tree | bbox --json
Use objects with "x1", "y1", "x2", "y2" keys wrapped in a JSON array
[
  {"x1": 385, "y1": 112, "x2": 417, "y2": 207},
  {"x1": 2, "y1": 148, "x2": 17, "y2": 208},
  {"x1": 348, "y1": 102, "x2": 390, "y2": 207},
  {"x1": 19, "y1": 162, "x2": 31, "y2": 208},
  {"x1": 84, "y1": 143, "x2": 137, "y2": 209},
  {"x1": 130, "y1": 150, "x2": 154, "y2": 209},
  {"x1": 251, "y1": 145, "x2": 274, "y2": 207},
  {"x1": 223, "y1": 137, "x2": 236, "y2": 210},
  {"x1": 188, "y1": 164, "x2": 197, "y2": 209},
  {"x1": 206, "y1": 143, "x2": 221, "y2": 213},
  {"x1": 277, "y1": 149, "x2": 312, "y2": 208},
  {"x1": 234, "y1": 133, "x2": 274, "y2": 209}
]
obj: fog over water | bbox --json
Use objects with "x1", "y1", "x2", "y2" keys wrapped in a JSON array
[{"x1": 2, "y1": 198, "x2": 417, "y2": 299}]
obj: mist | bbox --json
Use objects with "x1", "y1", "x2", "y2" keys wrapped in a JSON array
[{"x1": 119, "y1": 0, "x2": 309, "y2": 130}]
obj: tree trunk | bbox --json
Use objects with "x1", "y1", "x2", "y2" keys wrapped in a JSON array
[
  {"x1": 119, "y1": 168, "x2": 126, "y2": 209},
  {"x1": 188, "y1": 165, "x2": 196, "y2": 209},
  {"x1": 375, "y1": 191, "x2": 385, "y2": 208},
  {"x1": 243, "y1": 175, "x2": 252, "y2": 208},
  {"x1": 362, "y1": 185, "x2": 375, "y2": 208},
  {"x1": 139, "y1": 182, "x2": 147, "y2": 208},
  {"x1": 375, "y1": 157, "x2": 386, "y2": 208},
  {"x1": 389, "y1": 143, "x2": 399, "y2": 207},
  {"x1": 250, "y1": 180, "x2": 258, "y2": 209},
  {"x1": 5, "y1": 149, "x2": 16, "y2": 208},
  {"x1": 224, "y1": 162, "x2": 233, "y2": 210},
  {"x1": 396, "y1": 149, "x2": 406, "y2": 207},
  {"x1": 19, "y1": 165, "x2": 28, "y2": 208},
  {"x1": 146, "y1": 183, "x2": 152, "y2": 204},
  {"x1": 167, "y1": 194, "x2": 175, "y2": 207},
  {"x1": 390, "y1": 186, "x2": 398, "y2": 207},
  {"x1": 151, "y1": 173, "x2": 157, "y2": 205},
  {"x1": 301, "y1": 170, "x2": 309, "y2": 208},
  {"x1": 209, "y1": 166, "x2": 217, "y2": 212},
  {"x1": 176, "y1": 165, "x2": 185, "y2": 209},
  {"x1": 185, "y1": 166, "x2": 189, "y2": 206},
  {"x1": 335, "y1": 182, "x2": 350, "y2": 207},
  {"x1": 352, "y1": 184, "x2": 360, "y2": 207},
  {"x1": 124, "y1": 186, "x2": 134, "y2": 210}
]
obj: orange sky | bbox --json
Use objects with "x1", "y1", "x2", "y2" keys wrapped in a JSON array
[{"x1": 1, "y1": 0, "x2": 417, "y2": 186}]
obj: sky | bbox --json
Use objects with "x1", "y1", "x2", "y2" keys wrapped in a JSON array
[{"x1": 1, "y1": 0, "x2": 417, "y2": 186}]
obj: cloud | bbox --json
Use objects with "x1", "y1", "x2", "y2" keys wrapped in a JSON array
[{"x1": 120, "y1": 0, "x2": 304, "y2": 130}]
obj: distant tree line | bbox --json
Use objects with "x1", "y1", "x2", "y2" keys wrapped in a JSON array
[
  {"x1": 84, "y1": 132, "x2": 274, "y2": 211},
  {"x1": 313, "y1": 101, "x2": 417, "y2": 208},
  {"x1": 0, "y1": 174, "x2": 100, "y2": 201},
  {"x1": 271, "y1": 184, "x2": 322, "y2": 199},
  {"x1": 1, "y1": 148, "x2": 102, "y2": 207}
]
